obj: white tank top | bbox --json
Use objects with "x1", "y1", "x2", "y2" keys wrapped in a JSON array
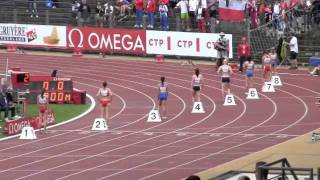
[
  {"x1": 159, "y1": 84, "x2": 167, "y2": 93},
  {"x1": 100, "y1": 88, "x2": 109, "y2": 97},
  {"x1": 221, "y1": 65, "x2": 230, "y2": 77},
  {"x1": 193, "y1": 75, "x2": 201, "y2": 86},
  {"x1": 38, "y1": 95, "x2": 48, "y2": 104},
  {"x1": 264, "y1": 55, "x2": 271, "y2": 64},
  {"x1": 246, "y1": 61, "x2": 254, "y2": 70}
]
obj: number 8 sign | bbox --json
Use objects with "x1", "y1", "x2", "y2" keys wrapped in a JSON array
[{"x1": 271, "y1": 75, "x2": 282, "y2": 86}]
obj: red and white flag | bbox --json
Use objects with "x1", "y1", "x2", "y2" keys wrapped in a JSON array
[{"x1": 219, "y1": 0, "x2": 246, "y2": 21}]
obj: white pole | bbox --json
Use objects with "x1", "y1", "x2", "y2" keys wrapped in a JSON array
[{"x1": 5, "y1": 57, "x2": 9, "y2": 80}]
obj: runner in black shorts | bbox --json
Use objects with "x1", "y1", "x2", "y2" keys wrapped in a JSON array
[{"x1": 191, "y1": 68, "x2": 204, "y2": 102}]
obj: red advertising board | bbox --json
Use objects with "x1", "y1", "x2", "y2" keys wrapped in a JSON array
[
  {"x1": 67, "y1": 27, "x2": 146, "y2": 54},
  {"x1": 3, "y1": 111, "x2": 56, "y2": 136}
]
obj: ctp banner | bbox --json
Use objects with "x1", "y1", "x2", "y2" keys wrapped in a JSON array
[
  {"x1": 0, "y1": 23, "x2": 66, "y2": 47},
  {"x1": 146, "y1": 31, "x2": 233, "y2": 58},
  {"x1": 67, "y1": 27, "x2": 146, "y2": 54}
]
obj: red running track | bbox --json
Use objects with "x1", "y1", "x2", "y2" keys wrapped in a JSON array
[{"x1": 0, "y1": 53, "x2": 319, "y2": 180}]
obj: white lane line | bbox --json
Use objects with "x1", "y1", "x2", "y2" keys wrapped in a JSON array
[{"x1": 138, "y1": 89, "x2": 308, "y2": 180}]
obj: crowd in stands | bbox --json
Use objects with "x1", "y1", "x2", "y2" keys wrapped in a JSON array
[
  {"x1": 247, "y1": 0, "x2": 320, "y2": 38},
  {"x1": 71, "y1": 0, "x2": 217, "y2": 32}
]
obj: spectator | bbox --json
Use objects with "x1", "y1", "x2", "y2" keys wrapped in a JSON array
[
  {"x1": 104, "y1": 2, "x2": 114, "y2": 23},
  {"x1": 304, "y1": 0, "x2": 312, "y2": 31},
  {"x1": 115, "y1": 0, "x2": 131, "y2": 17},
  {"x1": 188, "y1": 0, "x2": 199, "y2": 29},
  {"x1": 95, "y1": 1, "x2": 105, "y2": 27},
  {"x1": 46, "y1": 0, "x2": 58, "y2": 8},
  {"x1": 159, "y1": 0, "x2": 169, "y2": 30},
  {"x1": 146, "y1": 0, "x2": 156, "y2": 29},
  {"x1": 312, "y1": 0, "x2": 320, "y2": 26},
  {"x1": 265, "y1": 4, "x2": 273, "y2": 35},
  {"x1": 248, "y1": 0, "x2": 258, "y2": 29},
  {"x1": 196, "y1": 1, "x2": 207, "y2": 32},
  {"x1": 237, "y1": 36, "x2": 250, "y2": 72},
  {"x1": 72, "y1": 0, "x2": 81, "y2": 19},
  {"x1": 78, "y1": 0, "x2": 91, "y2": 26},
  {"x1": 134, "y1": 0, "x2": 144, "y2": 28},
  {"x1": 168, "y1": 0, "x2": 178, "y2": 16},
  {"x1": 175, "y1": 0, "x2": 191, "y2": 31},
  {"x1": 28, "y1": 0, "x2": 39, "y2": 18},
  {"x1": 272, "y1": 1, "x2": 281, "y2": 30},
  {"x1": 0, "y1": 89, "x2": 16, "y2": 121},
  {"x1": 288, "y1": 32, "x2": 298, "y2": 69}
]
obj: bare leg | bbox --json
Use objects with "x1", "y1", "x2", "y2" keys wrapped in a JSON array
[
  {"x1": 197, "y1": 91, "x2": 201, "y2": 102},
  {"x1": 192, "y1": 91, "x2": 196, "y2": 102},
  {"x1": 221, "y1": 83, "x2": 225, "y2": 100},
  {"x1": 162, "y1": 100, "x2": 167, "y2": 119},
  {"x1": 100, "y1": 106, "x2": 104, "y2": 118},
  {"x1": 105, "y1": 107, "x2": 109, "y2": 120}
]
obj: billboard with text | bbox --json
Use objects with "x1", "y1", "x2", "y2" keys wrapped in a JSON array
[
  {"x1": 0, "y1": 23, "x2": 66, "y2": 47},
  {"x1": 146, "y1": 31, "x2": 233, "y2": 58},
  {"x1": 67, "y1": 27, "x2": 146, "y2": 54}
]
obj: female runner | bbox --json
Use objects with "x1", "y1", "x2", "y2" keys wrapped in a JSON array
[
  {"x1": 38, "y1": 89, "x2": 48, "y2": 133},
  {"x1": 96, "y1": 81, "x2": 113, "y2": 120},
  {"x1": 244, "y1": 56, "x2": 254, "y2": 91},
  {"x1": 217, "y1": 59, "x2": 233, "y2": 99},
  {"x1": 158, "y1": 76, "x2": 168, "y2": 119},
  {"x1": 191, "y1": 68, "x2": 204, "y2": 102}
]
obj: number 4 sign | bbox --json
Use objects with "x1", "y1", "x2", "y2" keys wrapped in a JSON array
[
  {"x1": 192, "y1": 102, "x2": 205, "y2": 113},
  {"x1": 92, "y1": 118, "x2": 108, "y2": 131},
  {"x1": 147, "y1": 110, "x2": 162, "y2": 122}
]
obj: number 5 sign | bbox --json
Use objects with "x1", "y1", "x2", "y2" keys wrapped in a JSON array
[{"x1": 224, "y1": 94, "x2": 236, "y2": 106}]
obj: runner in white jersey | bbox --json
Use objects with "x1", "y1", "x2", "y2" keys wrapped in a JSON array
[
  {"x1": 37, "y1": 89, "x2": 48, "y2": 133},
  {"x1": 270, "y1": 47, "x2": 278, "y2": 74},
  {"x1": 217, "y1": 59, "x2": 233, "y2": 99},
  {"x1": 158, "y1": 76, "x2": 169, "y2": 119},
  {"x1": 244, "y1": 56, "x2": 254, "y2": 91},
  {"x1": 96, "y1": 81, "x2": 113, "y2": 120},
  {"x1": 191, "y1": 68, "x2": 204, "y2": 102}
]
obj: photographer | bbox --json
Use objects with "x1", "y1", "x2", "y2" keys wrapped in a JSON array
[
  {"x1": 215, "y1": 32, "x2": 229, "y2": 70},
  {"x1": 0, "y1": 88, "x2": 15, "y2": 121}
]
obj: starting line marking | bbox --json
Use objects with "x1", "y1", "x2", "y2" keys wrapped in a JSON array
[{"x1": 46, "y1": 130, "x2": 298, "y2": 138}]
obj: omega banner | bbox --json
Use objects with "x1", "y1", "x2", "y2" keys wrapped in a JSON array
[
  {"x1": 3, "y1": 111, "x2": 56, "y2": 136},
  {"x1": 67, "y1": 27, "x2": 146, "y2": 54}
]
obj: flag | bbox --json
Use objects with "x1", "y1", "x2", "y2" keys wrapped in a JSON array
[{"x1": 219, "y1": 0, "x2": 246, "y2": 21}]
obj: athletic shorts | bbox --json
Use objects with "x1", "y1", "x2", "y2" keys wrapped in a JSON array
[
  {"x1": 290, "y1": 51, "x2": 298, "y2": 60},
  {"x1": 246, "y1": 69, "x2": 254, "y2": 77},
  {"x1": 100, "y1": 99, "x2": 110, "y2": 107},
  {"x1": 193, "y1": 86, "x2": 201, "y2": 92},
  {"x1": 159, "y1": 93, "x2": 168, "y2": 101},
  {"x1": 39, "y1": 105, "x2": 47, "y2": 113},
  {"x1": 181, "y1": 13, "x2": 189, "y2": 20},
  {"x1": 264, "y1": 64, "x2": 272, "y2": 73},
  {"x1": 221, "y1": 77, "x2": 230, "y2": 83}
]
